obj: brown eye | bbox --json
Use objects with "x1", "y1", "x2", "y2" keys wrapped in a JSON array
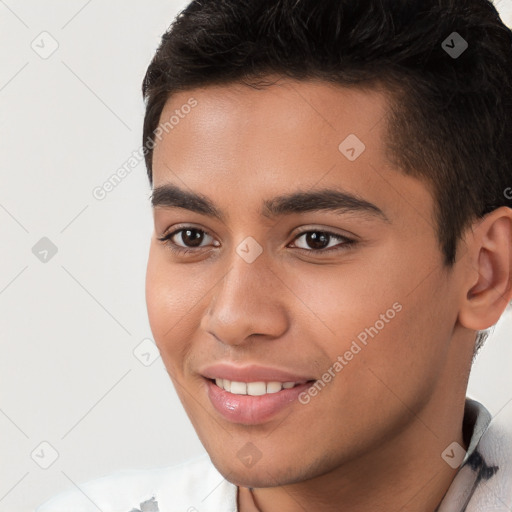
[
  {"x1": 303, "y1": 232, "x2": 330, "y2": 250},
  {"x1": 175, "y1": 228, "x2": 206, "y2": 247},
  {"x1": 291, "y1": 230, "x2": 355, "y2": 253},
  {"x1": 157, "y1": 227, "x2": 219, "y2": 255}
]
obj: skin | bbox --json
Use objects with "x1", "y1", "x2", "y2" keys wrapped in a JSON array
[{"x1": 145, "y1": 76, "x2": 512, "y2": 512}]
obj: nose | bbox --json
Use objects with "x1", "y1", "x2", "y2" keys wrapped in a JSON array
[{"x1": 200, "y1": 251, "x2": 289, "y2": 347}]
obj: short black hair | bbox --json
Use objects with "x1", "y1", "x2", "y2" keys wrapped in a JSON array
[{"x1": 142, "y1": 0, "x2": 512, "y2": 269}]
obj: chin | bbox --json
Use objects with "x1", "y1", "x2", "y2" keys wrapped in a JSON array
[
  {"x1": 209, "y1": 453, "x2": 313, "y2": 488},
  {"x1": 222, "y1": 469, "x2": 294, "y2": 489}
]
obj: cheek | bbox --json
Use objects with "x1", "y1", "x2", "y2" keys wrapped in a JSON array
[
  {"x1": 340, "y1": 276, "x2": 456, "y2": 416},
  {"x1": 145, "y1": 245, "x2": 216, "y2": 358},
  {"x1": 145, "y1": 247, "x2": 192, "y2": 347},
  {"x1": 145, "y1": 250, "x2": 169, "y2": 340},
  {"x1": 292, "y1": 252, "x2": 451, "y2": 381},
  {"x1": 284, "y1": 261, "x2": 405, "y2": 350}
]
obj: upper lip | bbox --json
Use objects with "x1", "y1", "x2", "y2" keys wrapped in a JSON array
[{"x1": 200, "y1": 363, "x2": 316, "y2": 383}]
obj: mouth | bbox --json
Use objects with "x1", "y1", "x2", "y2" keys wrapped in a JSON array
[
  {"x1": 203, "y1": 376, "x2": 317, "y2": 425},
  {"x1": 198, "y1": 363, "x2": 318, "y2": 424},
  {"x1": 208, "y1": 377, "x2": 310, "y2": 395}
]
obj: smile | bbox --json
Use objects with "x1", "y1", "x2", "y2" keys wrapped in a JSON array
[
  {"x1": 212, "y1": 378, "x2": 302, "y2": 396},
  {"x1": 204, "y1": 378, "x2": 316, "y2": 424}
]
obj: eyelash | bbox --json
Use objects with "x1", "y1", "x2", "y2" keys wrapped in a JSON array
[{"x1": 157, "y1": 227, "x2": 356, "y2": 256}]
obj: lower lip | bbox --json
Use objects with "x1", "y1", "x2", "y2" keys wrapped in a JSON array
[{"x1": 205, "y1": 378, "x2": 315, "y2": 425}]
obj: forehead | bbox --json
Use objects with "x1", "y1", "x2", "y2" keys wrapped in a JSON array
[
  {"x1": 150, "y1": 78, "x2": 435, "y2": 230},
  {"x1": 157, "y1": 78, "x2": 389, "y2": 143},
  {"x1": 152, "y1": 77, "x2": 391, "y2": 178}
]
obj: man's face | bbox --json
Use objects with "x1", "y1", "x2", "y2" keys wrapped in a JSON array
[{"x1": 146, "y1": 78, "x2": 463, "y2": 486}]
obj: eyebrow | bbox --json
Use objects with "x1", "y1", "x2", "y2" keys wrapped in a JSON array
[{"x1": 150, "y1": 184, "x2": 389, "y2": 222}]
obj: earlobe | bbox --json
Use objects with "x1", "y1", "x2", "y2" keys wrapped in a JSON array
[{"x1": 458, "y1": 208, "x2": 512, "y2": 331}]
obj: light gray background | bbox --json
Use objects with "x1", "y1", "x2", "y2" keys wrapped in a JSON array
[{"x1": 0, "y1": 1, "x2": 511, "y2": 511}]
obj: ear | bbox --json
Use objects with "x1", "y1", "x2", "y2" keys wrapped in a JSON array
[{"x1": 458, "y1": 207, "x2": 512, "y2": 331}]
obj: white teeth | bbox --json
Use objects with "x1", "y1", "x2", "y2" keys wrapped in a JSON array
[
  {"x1": 230, "y1": 381, "x2": 247, "y2": 395},
  {"x1": 266, "y1": 381, "x2": 283, "y2": 394},
  {"x1": 213, "y1": 379, "x2": 300, "y2": 395},
  {"x1": 247, "y1": 382, "x2": 267, "y2": 396}
]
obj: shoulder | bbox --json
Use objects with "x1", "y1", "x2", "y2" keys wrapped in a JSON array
[{"x1": 35, "y1": 453, "x2": 238, "y2": 512}]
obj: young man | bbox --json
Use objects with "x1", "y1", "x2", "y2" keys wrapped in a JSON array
[{"x1": 37, "y1": 0, "x2": 512, "y2": 510}]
